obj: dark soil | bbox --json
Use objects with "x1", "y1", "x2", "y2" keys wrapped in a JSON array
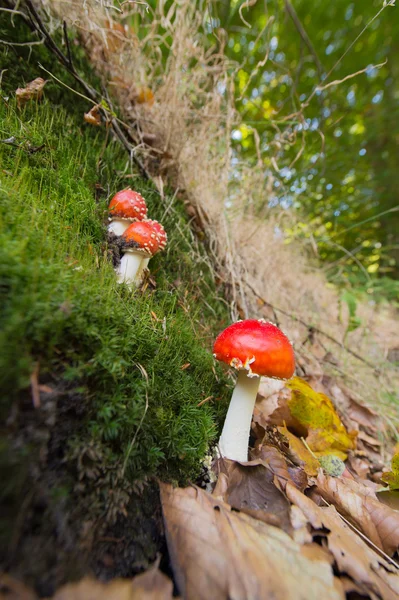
[{"x1": 0, "y1": 380, "x2": 165, "y2": 597}]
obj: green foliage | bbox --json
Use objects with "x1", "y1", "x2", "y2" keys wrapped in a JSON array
[
  {"x1": 0, "y1": 31, "x2": 231, "y2": 484},
  {"x1": 209, "y1": 0, "x2": 399, "y2": 283},
  {"x1": 339, "y1": 289, "x2": 362, "y2": 341}
]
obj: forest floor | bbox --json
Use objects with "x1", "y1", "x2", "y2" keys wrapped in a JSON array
[{"x1": 1, "y1": 4, "x2": 398, "y2": 599}]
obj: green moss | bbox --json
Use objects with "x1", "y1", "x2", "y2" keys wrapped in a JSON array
[{"x1": 0, "y1": 16, "x2": 231, "y2": 485}]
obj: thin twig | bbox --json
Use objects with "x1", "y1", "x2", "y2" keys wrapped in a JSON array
[
  {"x1": 244, "y1": 279, "x2": 378, "y2": 372},
  {"x1": 320, "y1": 497, "x2": 399, "y2": 570},
  {"x1": 62, "y1": 20, "x2": 73, "y2": 68},
  {"x1": 316, "y1": 60, "x2": 387, "y2": 93},
  {"x1": 284, "y1": 0, "x2": 324, "y2": 78},
  {"x1": 0, "y1": 37, "x2": 44, "y2": 46},
  {"x1": 122, "y1": 363, "x2": 149, "y2": 477},
  {"x1": 14, "y1": 0, "x2": 151, "y2": 180}
]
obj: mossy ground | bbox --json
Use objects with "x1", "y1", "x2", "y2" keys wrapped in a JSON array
[{"x1": 0, "y1": 13, "x2": 231, "y2": 592}]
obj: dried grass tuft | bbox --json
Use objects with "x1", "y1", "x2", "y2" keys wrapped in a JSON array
[{"x1": 42, "y1": 0, "x2": 398, "y2": 428}]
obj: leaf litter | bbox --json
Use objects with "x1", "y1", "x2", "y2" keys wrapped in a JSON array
[
  {"x1": 156, "y1": 377, "x2": 399, "y2": 599},
  {"x1": 6, "y1": 372, "x2": 399, "y2": 598}
]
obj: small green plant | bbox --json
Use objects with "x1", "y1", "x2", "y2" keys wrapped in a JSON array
[{"x1": 339, "y1": 289, "x2": 362, "y2": 342}]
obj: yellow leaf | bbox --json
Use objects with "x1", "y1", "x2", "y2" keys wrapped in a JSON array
[
  {"x1": 286, "y1": 377, "x2": 357, "y2": 460},
  {"x1": 381, "y1": 452, "x2": 399, "y2": 490},
  {"x1": 278, "y1": 425, "x2": 320, "y2": 476},
  {"x1": 137, "y1": 87, "x2": 155, "y2": 106}
]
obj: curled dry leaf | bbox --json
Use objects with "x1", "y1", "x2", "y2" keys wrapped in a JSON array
[
  {"x1": 253, "y1": 441, "x2": 309, "y2": 491},
  {"x1": 254, "y1": 380, "x2": 304, "y2": 433},
  {"x1": 52, "y1": 567, "x2": 174, "y2": 600},
  {"x1": 278, "y1": 424, "x2": 320, "y2": 476},
  {"x1": 287, "y1": 377, "x2": 357, "y2": 459},
  {"x1": 160, "y1": 482, "x2": 344, "y2": 600},
  {"x1": 15, "y1": 78, "x2": 46, "y2": 108},
  {"x1": 316, "y1": 471, "x2": 399, "y2": 556},
  {"x1": 286, "y1": 483, "x2": 399, "y2": 599},
  {"x1": 84, "y1": 105, "x2": 102, "y2": 126}
]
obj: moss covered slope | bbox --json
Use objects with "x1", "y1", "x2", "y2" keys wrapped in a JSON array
[{"x1": 0, "y1": 19, "x2": 231, "y2": 490}]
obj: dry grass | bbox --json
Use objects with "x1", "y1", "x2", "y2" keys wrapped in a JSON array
[{"x1": 42, "y1": 0, "x2": 398, "y2": 429}]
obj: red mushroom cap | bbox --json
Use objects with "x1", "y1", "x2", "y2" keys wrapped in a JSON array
[
  {"x1": 145, "y1": 219, "x2": 167, "y2": 250},
  {"x1": 213, "y1": 319, "x2": 295, "y2": 380},
  {"x1": 122, "y1": 221, "x2": 160, "y2": 255},
  {"x1": 108, "y1": 189, "x2": 147, "y2": 221}
]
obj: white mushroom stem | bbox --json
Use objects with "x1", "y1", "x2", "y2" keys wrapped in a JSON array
[
  {"x1": 108, "y1": 218, "x2": 130, "y2": 236},
  {"x1": 218, "y1": 369, "x2": 260, "y2": 462},
  {"x1": 135, "y1": 256, "x2": 150, "y2": 282},
  {"x1": 117, "y1": 249, "x2": 149, "y2": 286}
]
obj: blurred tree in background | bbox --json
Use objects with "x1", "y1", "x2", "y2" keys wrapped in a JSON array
[
  {"x1": 208, "y1": 0, "x2": 398, "y2": 292},
  {"x1": 136, "y1": 0, "x2": 398, "y2": 297}
]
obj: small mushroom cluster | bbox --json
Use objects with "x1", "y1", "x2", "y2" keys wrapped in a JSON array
[{"x1": 107, "y1": 188, "x2": 167, "y2": 287}]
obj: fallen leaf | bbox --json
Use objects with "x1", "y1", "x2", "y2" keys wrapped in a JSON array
[
  {"x1": 212, "y1": 456, "x2": 292, "y2": 533},
  {"x1": 316, "y1": 471, "x2": 399, "y2": 556},
  {"x1": 287, "y1": 377, "x2": 357, "y2": 459},
  {"x1": 286, "y1": 483, "x2": 399, "y2": 599},
  {"x1": 84, "y1": 105, "x2": 101, "y2": 126},
  {"x1": 382, "y1": 452, "x2": 399, "y2": 491},
  {"x1": 254, "y1": 381, "x2": 305, "y2": 433},
  {"x1": 278, "y1": 424, "x2": 320, "y2": 476},
  {"x1": 16, "y1": 78, "x2": 46, "y2": 108},
  {"x1": 347, "y1": 455, "x2": 371, "y2": 479},
  {"x1": 137, "y1": 87, "x2": 155, "y2": 106},
  {"x1": 104, "y1": 19, "x2": 128, "y2": 53},
  {"x1": 52, "y1": 567, "x2": 174, "y2": 599},
  {"x1": 160, "y1": 482, "x2": 344, "y2": 600},
  {"x1": 0, "y1": 573, "x2": 37, "y2": 599}
]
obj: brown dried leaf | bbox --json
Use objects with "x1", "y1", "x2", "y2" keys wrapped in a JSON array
[
  {"x1": 160, "y1": 482, "x2": 344, "y2": 600},
  {"x1": 212, "y1": 456, "x2": 292, "y2": 533},
  {"x1": 278, "y1": 424, "x2": 320, "y2": 476},
  {"x1": 254, "y1": 382, "x2": 305, "y2": 434},
  {"x1": 316, "y1": 471, "x2": 399, "y2": 556},
  {"x1": 84, "y1": 105, "x2": 101, "y2": 126},
  {"x1": 15, "y1": 78, "x2": 46, "y2": 108},
  {"x1": 286, "y1": 483, "x2": 399, "y2": 599},
  {"x1": 52, "y1": 567, "x2": 174, "y2": 599}
]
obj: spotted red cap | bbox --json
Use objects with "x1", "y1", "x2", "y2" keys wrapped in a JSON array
[
  {"x1": 122, "y1": 221, "x2": 160, "y2": 255},
  {"x1": 213, "y1": 319, "x2": 295, "y2": 379},
  {"x1": 145, "y1": 219, "x2": 167, "y2": 250},
  {"x1": 109, "y1": 189, "x2": 147, "y2": 221}
]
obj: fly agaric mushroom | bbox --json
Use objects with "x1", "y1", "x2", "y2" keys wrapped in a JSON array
[
  {"x1": 117, "y1": 220, "x2": 160, "y2": 286},
  {"x1": 108, "y1": 189, "x2": 147, "y2": 236},
  {"x1": 136, "y1": 219, "x2": 167, "y2": 280},
  {"x1": 213, "y1": 319, "x2": 295, "y2": 462}
]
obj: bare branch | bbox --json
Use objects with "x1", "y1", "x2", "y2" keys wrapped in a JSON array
[
  {"x1": 284, "y1": 0, "x2": 324, "y2": 78},
  {"x1": 244, "y1": 279, "x2": 379, "y2": 373},
  {"x1": 316, "y1": 60, "x2": 387, "y2": 93}
]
